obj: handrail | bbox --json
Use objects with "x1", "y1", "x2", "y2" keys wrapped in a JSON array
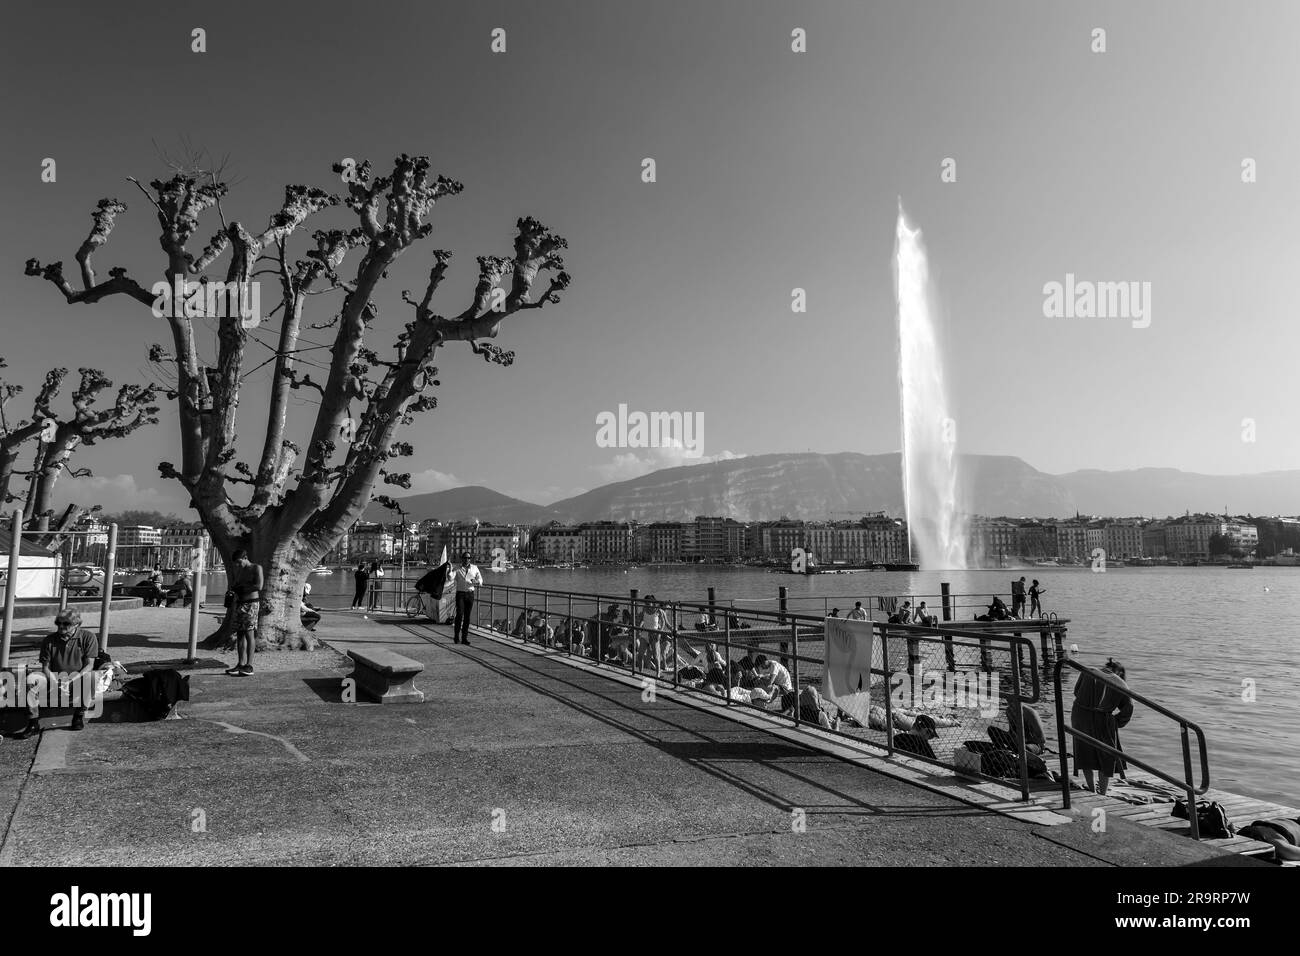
[
  {"x1": 469, "y1": 583, "x2": 1053, "y2": 800},
  {"x1": 473, "y1": 581, "x2": 830, "y2": 626},
  {"x1": 1052, "y1": 657, "x2": 1210, "y2": 838}
]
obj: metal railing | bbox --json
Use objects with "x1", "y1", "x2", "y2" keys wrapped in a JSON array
[
  {"x1": 1052, "y1": 657, "x2": 1210, "y2": 839},
  {"x1": 460, "y1": 581, "x2": 1064, "y2": 801}
]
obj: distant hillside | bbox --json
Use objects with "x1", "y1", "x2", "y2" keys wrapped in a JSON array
[
  {"x1": 548, "y1": 452, "x2": 1081, "y2": 522},
  {"x1": 361, "y1": 485, "x2": 566, "y2": 524},
  {"x1": 369, "y1": 455, "x2": 1300, "y2": 524}
]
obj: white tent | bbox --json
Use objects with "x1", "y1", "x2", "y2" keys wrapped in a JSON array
[{"x1": 0, "y1": 529, "x2": 61, "y2": 599}]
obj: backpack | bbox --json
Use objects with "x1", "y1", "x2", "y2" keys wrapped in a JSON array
[{"x1": 1171, "y1": 799, "x2": 1236, "y2": 838}]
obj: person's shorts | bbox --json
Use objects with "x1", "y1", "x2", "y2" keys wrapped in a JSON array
[{"x1": 235, "y1": 600, "x2": 259, "y2": 630}]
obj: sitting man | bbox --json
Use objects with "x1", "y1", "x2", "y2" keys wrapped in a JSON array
[
  {"x1": 753, "y1": 654, "x2": 794, "y2": 696},
  {"x1": 914, "y1": 601, "x2": 938, "y2": 627},
  {"x1": 134, "y1": 575, "x2": 167, "y2": 607},
  {"x1": 13, "y1": 608, "x2": 99, "y2": 738},
  {"x1": 163, "y1": 573, "x2": 193, "y2": 607},
  {"x1": 300, "y1": 582, "x2": 321, "y2": 632}
]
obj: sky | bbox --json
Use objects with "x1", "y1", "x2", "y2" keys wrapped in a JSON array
[{"x1": 1, "y1": 0, "x2": 1297, "y2": 516}]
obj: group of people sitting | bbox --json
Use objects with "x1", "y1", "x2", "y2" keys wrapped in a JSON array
[{"x1": 131, "y1": 569, "x2": 194, "y2": 607}]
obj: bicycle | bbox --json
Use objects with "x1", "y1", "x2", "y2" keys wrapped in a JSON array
[{"x1": 404, "y1": 593, "x2": 426, "y2": 619}]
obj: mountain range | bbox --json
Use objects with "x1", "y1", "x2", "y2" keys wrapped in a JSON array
[{"x1": 361, "y1": 452, "x2": 1300, "y2": 524}]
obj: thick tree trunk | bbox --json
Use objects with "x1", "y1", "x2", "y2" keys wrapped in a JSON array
[
  {"x1": 261, "y1": 554, "x2": 316, "y2": 650},
  {"x1": 199, "y1": 533, "x2": 324, "y2": 652}
]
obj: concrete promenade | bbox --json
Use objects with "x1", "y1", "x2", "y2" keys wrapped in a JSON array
[{"x1": 0, "y1": 606, "x2": 1257, "y2": 866}]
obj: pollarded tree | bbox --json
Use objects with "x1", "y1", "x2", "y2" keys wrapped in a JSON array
[
  {"x1": 26, "y1": 155, "x2": 570, "y2": 649},
  {"x1": 0, "y1": 359, "x2": 159, "y2": 547}
]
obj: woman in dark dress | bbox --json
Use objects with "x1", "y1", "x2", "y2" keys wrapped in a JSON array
[
  {"x1": 351, "y1": 563, "x2": 369, "y2": 608},
  {"x1": 1069, "y1": 658, "x2": 1133, "y2": 795}
]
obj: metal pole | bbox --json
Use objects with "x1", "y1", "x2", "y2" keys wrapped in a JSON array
[
  {"x1": 0, "y1": 509, "x2": 21, "y2": 668},
  {"x1": 185, "y1": 534, "x2": 205, "y2": 664},
  {"x1": 778, "y1": 585, "x2": 788, "y2": 666},
  {"x1": 58, "y1": 538, "x2": 70, "y2": 613},
  {"x1": 880, "y1": 622, "x2": 892, "y2": 752},
  {"x1": 790, "y1": 619, "x2": 799, "y2": 722},
  {"x1": 1181, "y1": 727, "x2": 1198, "y2": 840},
  {"x1": 1053, "y1": 662, "x2": 1070, "y2": 810},
  {"x1": 99, "y1": 523, "x2": 118, "y2": 653},
  {"x1": 624, "y1": 590, "x2": 634, "y2": 671},
  {"x1": 723, "y1": 613, "x2": 730, "y2": 707},
  {"x1": 1010, "y1": 657, "x2": 1030, "y2": 801}
]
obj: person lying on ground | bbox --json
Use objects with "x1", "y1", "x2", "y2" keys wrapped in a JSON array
[{"x1": 893, "y1": 714, "x2": 939, "y2": 759}]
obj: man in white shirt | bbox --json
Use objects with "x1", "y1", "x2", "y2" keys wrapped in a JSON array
[
  {"x1": 845, "y1": 601, "x2": 868, "y2": 621},
  {"x1": 754, "y1": 654, "x2": 794, "y2": 694},
  {"x1": 452, "y1": 551, "x2": 483, "y2": 645}
]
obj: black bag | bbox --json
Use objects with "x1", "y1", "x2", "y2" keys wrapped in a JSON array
[
  {"x1": 224, "y1": 590, "x2": 235, "y2": 609},
  {"x1": 980, "y1": 748, "x2": 1049, "y2": 779},
  {"x1": 1171, "y1": 799, "x2": 1235, "y2": 838}
]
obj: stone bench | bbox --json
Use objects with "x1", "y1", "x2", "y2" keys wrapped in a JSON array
[{"x1": 346, "y1": 648, "x2": 425, "y2": 704}]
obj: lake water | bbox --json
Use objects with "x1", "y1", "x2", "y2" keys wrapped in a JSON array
[{"x1": 198, "y1": 563, "x2": 1300, "y2": 806}]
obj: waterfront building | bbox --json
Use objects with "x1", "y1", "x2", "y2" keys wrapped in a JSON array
[
  {"x1": 1142, "y1": 520, "x2": 1168, "y2": 558},
  {"x1": 534, "y1": 525, "x2": 586, "y2": 564},
  {"x1": 970, "y1": 517, "x2": 1018, "y2": 564},
  {"x1": 70, "y1": 516, "x2": 109, "y2": 563},
  {"x1": 159, "y1": 524, "x2": 206, "y2": 568},
  {"x1": 477, "y1": 524, "x2": 523, "y2": 563},
  {"x1": 1222, "y1": 520, "x2": 1259, "y2": 556},
  {"x1": 1103, "y1": 520, "x2": 1144, "y2": 559},
  {"x1": 634, "y1": 522, "x2": 684, "y2": 562},
  {"x1": 448, "y1": 523, "x2": 478, "y2": 560},
  {"x1": 350, "y1": 523, "x2": 395, "y2": 560},
  {"x1": 582, "y1": 521, "x2": 633, "y2": 563},
  {"x1": 117, "y1": 525, "x2": 162, "y2": 568},
  {"x1": 1015, "y1": 520, "x2": 1056, "y2": 559},
  {"x1": 1051, "y1": 519, "x2": 1097, "y2": 561},
  {"x1": 751, "y1": 518, "x2": 806, "y2": 561},
  {"x1": 1163, "y1": 514, "x2": 1221, "y2": 561}
]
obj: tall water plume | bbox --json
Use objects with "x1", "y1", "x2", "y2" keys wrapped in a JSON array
[{"x1": 895, "y1": 203, "x2": 968, "y2": 569}]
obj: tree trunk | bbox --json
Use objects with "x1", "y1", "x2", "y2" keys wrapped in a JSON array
[
  {"x1": 199, "y1": 533, "x2": 324, "y2": 652},
  {"x1": 260, "y1": 554, "x2": 317, "y2": 651}
]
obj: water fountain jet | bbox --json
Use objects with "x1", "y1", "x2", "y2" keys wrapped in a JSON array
[{"x1": 895, "y1": 203, "x2": 969, "y2": 570}]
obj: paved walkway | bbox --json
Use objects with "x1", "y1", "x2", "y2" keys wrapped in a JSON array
[{"x1": 0, "y1": 609, "x2": 1259, "y2": 866}]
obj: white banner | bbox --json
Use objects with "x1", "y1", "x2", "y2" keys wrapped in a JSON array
[{"x1": 821, "y1": 617, "x2": 877, "y2": 726}]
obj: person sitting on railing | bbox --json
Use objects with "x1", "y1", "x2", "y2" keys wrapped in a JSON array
[
  {"x1": 887, "y1": 601, "x2": 913, "y2": 625},
  {"x1": 914, "y1": 601, "x2": 937, "y2": 627},
  {"x1": 1069, "y1": 658, "x2": 1133, "y2": 796}
]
